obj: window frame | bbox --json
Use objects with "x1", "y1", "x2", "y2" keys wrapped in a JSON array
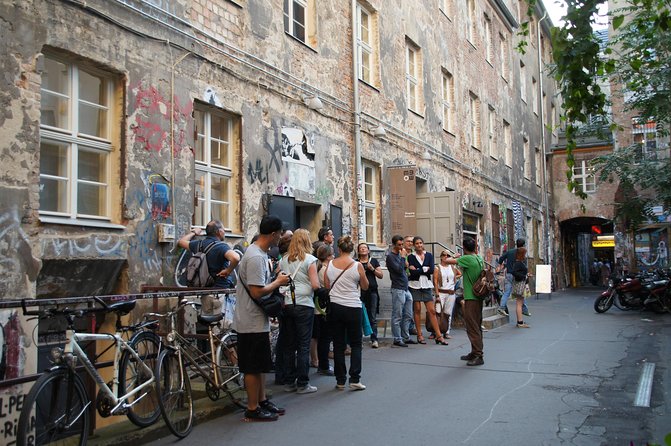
[
  {"x1": 523, "y1": 137, "x2": 530, "y2": 179},
  {"x1": 441, "y1": 69, "x2": 455, "y2": 133},
  {"x1": 356, "y1": 3, "x2": 374, "y2": 85},
  {"x1": 535, "y1": 146, "x2": 542, "y2": 186},
  {"x1": 499, "y1": 33, "x2": 509, "y2": 80},
  {"x1": 362, "y1": 161, "x2": 379, "y2": 245},
  {"x1": 39, "y1": 55, "x2": 115, "y2": 224},
  {"x1": 193, "y1": 105, "x2": 239, "y2": 231},
  {"x1": 572, "y1": 160, "x2": 597, "y2": 194},
  {"x1": 405, "y1": 41, "x2": 421, "y2": 113},
  {"x1": 469, "y1": 92, "x2": 481, "y2": 149},
  {"x1": 466, "y1": 0, "x2": 477, "y2": 44},
  {"x1": 503, "y1": 119, "x2": 512, "y2": 167},
  {"x1": 532, "y1": 77, "x2": 538, "y2": 115},
  {"x1": 283, "y1": 0, "x2": 314, "y2": 46},
  {"x1": 519, "y1": 61, "x2": 527, "y2": 103},
  {"x1": 487, "y1": 105, "x2": 496, "y2": 158},
  {"x1": 484, "y1": 15, "x2": 493, "y2": 64}
]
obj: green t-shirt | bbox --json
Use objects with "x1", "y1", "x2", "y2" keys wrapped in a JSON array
[{"x1": 457, "y1": 254, "x2": 484, "y2": 301}]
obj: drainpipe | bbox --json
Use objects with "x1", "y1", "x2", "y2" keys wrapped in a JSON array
[
  {"x1": 537, "y1": 11, "x2": 552, "y2": 268},
  {"x1": 352, "y1": 0, "x2": 364, "y2": 240}
]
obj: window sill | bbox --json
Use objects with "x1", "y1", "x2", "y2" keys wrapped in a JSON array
[
  {"x1": 443, "y1": 128, "x2": 456, "y2": 137},
  {"x1": 39, "y1": 215, "x2": 126, "y2": 230},
  {"x1": 490, "y1": 154, "x2": 499, "y2": 161},
  {"x1": 359, "y1": 79, "x2": 380, "y2": 93},
  {"x1": 285, "y1": 32, "x2": 318, "y2": 53},
  {"x1": 408, "y1": 109, "x2": 424, "y2": 119},
  {"x1": 486, "y1": 59, "x2": 494, "y2": 68},
  {"x1": 439, "y1": 9, "x2": 452, "y2": 21}
]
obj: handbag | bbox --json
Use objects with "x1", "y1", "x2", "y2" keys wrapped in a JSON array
[
  {"x1": 361, "y1": 306, "x2": 373, "y2": 336},
  {"x1": 426, "y1": 300, "x2": 449, "y2": 334},
  {"x1": 523, "y1": 282, "x2": 532, "y2": 299},
  {"x1": 239, "y1": 277, "x2": 284, "y2": 318},
  {"x1": 314, "y1": 261, "x2": 355, "y2": 312}
]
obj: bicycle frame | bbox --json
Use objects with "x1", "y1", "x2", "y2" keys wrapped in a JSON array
[{"x1": 63, "y1": 329, "x2": 155, "y2": 413}]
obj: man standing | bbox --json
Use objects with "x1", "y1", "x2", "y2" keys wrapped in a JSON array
[
  {"x1": 496, "y1": 238, "x2": 529, "y2": 317},
  {"x1": 234, "y1": 215, "x2": 290, "y2": 421},
  {"x1": 312, "y1": 226, "x2": 335, "y2": 255},
  {"x1": 386, "y1": 235, "x2": 416, "y2": 347},
  {"x1": 178, "y1": 220, "x2": 240, "y2": 313},
  {"x1": 402, "y1": 235, "x2": 419, "y2": 336},
  {"x1": 455, "y1": 237, "x2": 485, "y2": 366}
]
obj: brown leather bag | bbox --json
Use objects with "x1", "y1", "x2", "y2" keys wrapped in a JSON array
[{"x1": 426, "y1": 300, "x2": 449, "y2": 334}]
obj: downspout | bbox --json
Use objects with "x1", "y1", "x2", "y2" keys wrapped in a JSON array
[
  {"x1": 352, "y1": 0, "x2": 364, "y2": 239},
  {"x1": 537, "y1": 11, "x2": 552, "y2": 268}
]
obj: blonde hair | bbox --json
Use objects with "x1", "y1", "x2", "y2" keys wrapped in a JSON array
[{"x1": 286, "y1": 228, "x2": 313, "y2": 262}]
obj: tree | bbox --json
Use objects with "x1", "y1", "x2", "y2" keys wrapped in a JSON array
[{"x1": 546, "y1": 0, "x2": 671, "y2": 227}]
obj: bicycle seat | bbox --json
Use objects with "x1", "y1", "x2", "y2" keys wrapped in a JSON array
[
  {"x1": 108, "y1": 300, "x2": 137, "y2": 315},
  {"x1": 198, "y1": 313, "x2": 224, "y2": 325}
]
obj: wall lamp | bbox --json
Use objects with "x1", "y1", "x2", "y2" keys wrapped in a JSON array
[
  {"x1": 303, "y1": 94, "x2": 324, "y2": 111},
  {"x1": 368, "y1": 124, "x2": 386, "y2": 138},
  {"x1": 421, "y1": 149, "x2": 432, "y2": 161}
]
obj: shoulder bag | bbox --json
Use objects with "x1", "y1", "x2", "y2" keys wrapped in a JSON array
[{"x1": 314, "y1": 261, "x2": 355, "y2": 313}]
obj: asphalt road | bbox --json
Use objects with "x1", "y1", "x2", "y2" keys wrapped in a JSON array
[{"x1": 146, "y1": 287, "x2": 671, "y2": 446}]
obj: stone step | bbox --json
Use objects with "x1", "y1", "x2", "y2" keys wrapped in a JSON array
[{"x1": 483, "y1": 312, "x2": 509, "y2": 329}]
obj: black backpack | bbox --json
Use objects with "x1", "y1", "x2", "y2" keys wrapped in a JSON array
[{"x1": 186, "y1": 241, "x2": 221, "y2": 287}]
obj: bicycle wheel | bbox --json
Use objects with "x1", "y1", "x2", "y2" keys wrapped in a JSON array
[
  {"x1": 156, "y1": 349, "x2": 194, "y2": 438},
  {"x1": 216, "y1": 332, "x2": 245, "y2": 409},
  {"x1": 119, "y1": 330, "x2": 161, "y2": 427},
  {"x1": 17, "y1": 368, "x2": 89, "y2": 446}
]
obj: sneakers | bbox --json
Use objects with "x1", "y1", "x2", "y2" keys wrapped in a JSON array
[
  {"x1": 283, "y1": 383, "x2": 297, "y2": 392},
  {"x1": 349, "y1": 382, "x2": 366, "y2": 391},
  {"x1": 522, "y1": 310, "x2": 531, "y2": 317},
  {"x1": 296, "y1": 384, "x2": 318, "y2": 394},
  {"x1": 393, "y1": 340, "x2": 408, "y2": 347},
  {"x1": 317, "y1": 368, "x2": 334, "y2": 376},
  {"x1": 516, "y1": 322, "x2": 530, "y2": 328},
  {"x1": 244, "y1": 407, "x2": 278, "y2": 422},
  {"x1": 335, "y1": 383, "x2": 346, "y2": 390},
  {"x1": 403, "y1": 338, "x2": 418, "y2": 345},
  {"x1": 460, "y1": 353, "x2": 475, "y2": 361},
  {"x1": 371, "y1": 340, "x2": 379, "y2": 349},
  {"x1": 466, "y1": 356, "x2": 484, "y2": 366},
  {"x1": 259, "y1": 399, "x2": 285, "y2": 415},
  {"x1": 497, "y1": 307, "x2": 509, "y2": 316}
]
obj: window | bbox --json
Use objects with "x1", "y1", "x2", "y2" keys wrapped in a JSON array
[
  {"x1": 523, "y1": 138, "x2": 530, "y2": 179},
  {"x1": 356, "y1": 3, "x2": 377, "y2": 85},
  {"x1": 532, "y1": 77, "x2": 538, "y2": 115},
  {"x1": 194, "y1": 105, "x2": 240, "y2": 230},
  {"x1": 503, "y1": 120, "x2": 512, "y2": 166},
  {"x1": 542, "y1": 92, "x2": 547, "y2": 126},
  {"x1": 441, "y1": 69, "x2": 455, "y2": 133},
  {"x1": 484, "y1": 16, "x2": 493, "y2": 63},
  {"x1": 632, "y1": 118, "x2": 659, "y2": 161},
  {"x1": 487, "y1": 106, "x2": 495, "y2": 157},
  {"x1": 572, "y1": 160, "x2": 596, "y2": 194},
  {"x1": 469, "y1": 92, "x2": 481, "y2": 149},
  {"x1": 520, "y1": 61, "x2": 527, "y2": 102},
  {"x1": 406, "y1": 40, "x2": 422, "y2": 113},
  {"x1": 491, "y1": 203, "x2": 501, "y2": 254},
  {"x1": 362, "y1": 161, "x2": 379, "y2": 244},
  {"x1": 551, "y1": 103, "x2": 557, "y2": 138},
  {"x1": 284, "y1": 0, "x2": 316, "y2": 47},
  {"x1": 39, "y1": 55, "x2": 117, "y2": 223},
  {"x1": 466, "y1": 0, "x2": 476, "y2": 43},
  {"x1": 526, "y1": 217, "x2": 533, "y2": 258},
  {"x1": 439, "y1": 0, "x2": 453, "y2": 18},
  {"x1": 535, "y1": 147, "x2": 542, "y2": 186},
  {"x1": 499, "y1": 33, "x2": 510, "y2": 80}
]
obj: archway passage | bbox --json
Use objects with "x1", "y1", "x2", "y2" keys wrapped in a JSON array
[{"x1": 560, "y1": 217, "x2": 614, "y2": 287}]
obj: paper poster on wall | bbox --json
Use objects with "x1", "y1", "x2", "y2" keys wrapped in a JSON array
[
  {"x1": 535, "y1": 264, "x2": 552, "y2": 294},
  {"x1": 281, "y1": 127, "x2": 315, "y2": 166}
]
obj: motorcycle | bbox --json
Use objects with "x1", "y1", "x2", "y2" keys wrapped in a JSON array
[{"x1": 594, "y1": 270, "x2": 671, "y2": 314}]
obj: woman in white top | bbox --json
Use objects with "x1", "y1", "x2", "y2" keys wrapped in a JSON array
[
  {"x1": 433, "y1": 250, "x2": 462, "y2": 339},
  {"x1": 325, "y1": 235, "x2": 369, "y2": 390},
  {"x1": 278, "y1": 229, "x2": 320, "y2": 394}
]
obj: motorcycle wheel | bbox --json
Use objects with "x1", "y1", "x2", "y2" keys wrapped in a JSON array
[
  {"x1": 594, "y1": 293, "x2": 614, "y2": 313},
  {"x1": 647, "y1": 301, "x2": 666, "y2": 314}
]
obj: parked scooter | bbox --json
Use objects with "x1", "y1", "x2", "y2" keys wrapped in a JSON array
[{"x1": 594, "y1": 270, "x2": 671, "y2": 314}]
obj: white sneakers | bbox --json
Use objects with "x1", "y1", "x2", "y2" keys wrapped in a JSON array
[
  {"x1": 371, "y1": 340, "x2": 379, "y2": 348},
  {"x1": 296, "y1": 384, "x2": 318, "y2": 394},
  {"x1": 349, "y1": 382, "x2": 366, "y2": 391}
]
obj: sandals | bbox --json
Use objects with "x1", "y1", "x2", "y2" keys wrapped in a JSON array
[
  {"x1": 417, "y1": 336, "x2": 427, "y2": 345},
  {"x1": 435, "y1": 337, "x2": 449, "y2": 345}
]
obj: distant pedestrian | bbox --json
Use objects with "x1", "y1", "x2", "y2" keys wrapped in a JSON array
[
  {"x1": 453, "y1": 237, "x2": 485, "y2": 366},
  {"x1": 357, "y1": 242, "x2": 383, "y2": 349},
  {"x1": 511, "y1": 247, "x2": 530, "y2": 328},
  {"x1": 496, "y1": 238, "x2": 530, "y2": 317}
]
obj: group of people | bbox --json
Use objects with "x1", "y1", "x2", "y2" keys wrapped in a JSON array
[{"x1": 178, "y1": 217, "x2": 533, "y2": 422}]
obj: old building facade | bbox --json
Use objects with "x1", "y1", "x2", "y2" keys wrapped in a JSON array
[{"x1": 0, "y1": 0, "x2": 557, "y2": 439}]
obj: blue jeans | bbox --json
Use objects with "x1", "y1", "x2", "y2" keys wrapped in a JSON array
[
  {"x1": 328, "y1": 303, "x2": 363, "y2": 385},
  {"x1": 500, "y1": 273, "x2": 529, "y2": 313},
  {"x1": 391, "y1": 288, "x2": 413, "y2": 342},
  {"x1": 281, "y1": 304, "x2": 314, "y2": 387}
]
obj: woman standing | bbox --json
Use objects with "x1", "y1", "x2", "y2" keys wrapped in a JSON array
[
  {"x1": 326, "y1": 235, "x2": 369, "y2": 390},
  {"x1": 310, "y1": 244, "x2": 334, "y2": 375},
  {"x1": 279, "y1": 229, "x2": 321, "y2": 394},
  {"x1": 433, "y1": 250, "x2": 462, "y2": 339},
  {"x1": 511, "y1": 247, "x2": 530, "y2": 328},
  {"x1": 357, "y1": 242, "x2": 383, "y2": 349},
  {"x1": 408, "y1": 236, "x2": 448, "y2": 345}
]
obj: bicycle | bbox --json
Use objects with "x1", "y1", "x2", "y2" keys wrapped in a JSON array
[
  {"x1": 17, "y1": 297, "x2": 164, "y2": 446},
  {"x1": 149, "y1": 297, "x2": 244, "y2": 438}
]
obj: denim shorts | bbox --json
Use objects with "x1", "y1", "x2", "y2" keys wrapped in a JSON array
[{"x1": 409, "y1": 288, "x2": 433, "y2": 303}]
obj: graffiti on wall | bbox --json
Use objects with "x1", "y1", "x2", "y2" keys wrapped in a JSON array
[
  {"x1": 281, "y1": 128, "x2": 315, "y2": 193},
  {"x1": 149, "y1": 174, "x2": 171, "y2": 221},
  {"x1": 40, "y1": 235, "x2": 126, "y2": 259},
  {"x1": 0, "y1": 207, "x2": 42, "y2": 286}
]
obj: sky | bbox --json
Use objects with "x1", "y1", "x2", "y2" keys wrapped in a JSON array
[{"x1": 541, "y1": 0, "x2": 609, "y2": 29}]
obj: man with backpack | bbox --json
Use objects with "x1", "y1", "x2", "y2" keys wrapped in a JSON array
[{"x1": 178, "y1": 220, "x2": 240, "y2": 312}]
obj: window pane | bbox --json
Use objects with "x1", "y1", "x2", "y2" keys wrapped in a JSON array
[
  {"x1": 195, "y1": 170, "x2": 206, "y2": 200},
  {"x1": 211, "y1": 201, "x2": 229, "y2": 225},
  {"x1": 293, "y1": 1, "x2": 305, "y2": 41},
  {"x1": 294, "y1": 21, "x2": 305, "y2": 41},
  {"x1": 361, "y1": 52, "x2": 371, "y2": 83},
  {"x1": 77, "y1": 182, "x2": 106, "y2": 216},
  {"x1": 40, "y1": 142, "x2": 68, "y2": 177},
  {"x1": 41, "y1": 91, "x2": 70, "y2": 129},
  {"x1": 79, "y1": 70, "x2": 107, "y2": 106},
  {"x1": 194, "y1": 110, "x2": 205, "y2": 162},
  {"x1": 78, "y1": 149, "x2": 106, "y2": 182},
  {"x1": 78, "y1": 102, "x2": 108, "y2": 138},
  {"x1": 194, "y1": 198, "x2": 207, "y2": 227},
  {"x1": 360, "y1": 12, "x2": 369, "y2": 43},
  {"x1": 211, "y1": 174, "x2": 229, "y2": 202},
  {"x1": 40, "y1": 177, "x2": 68, "y2": 213}
]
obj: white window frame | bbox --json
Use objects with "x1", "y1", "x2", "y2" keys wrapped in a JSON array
[
  {"x1": 356, "y1": 3, "x2": 374, "y2": 84},
  {"x1": 469, "y1": 92, "x2": 480, "y2": 149},
  {"x1": 441, "y1": 69, "x2": 455, "y2": 133},
  {"x1": 484, "y1": 16, "x2": 493, "y2": 63},
  {"x1": 466, "y1": 0, "x2": 476, "y2": 44},
  {"x1": 284, "y1": 0, "x2": 308, "y2": 44},
  {"x1": 572, "y1": 160, "x2": 596, "y2": 194},
  {"x1": 39, "y1": 55, "x2": 114, "y2": 224},
  {"x1": 194, "y1": 107, "x2": 236, "y2": 230},
  {"x1": 535, "y1": 147, "x2": 542, "y2": 186},
  {"x1": 532, "y1": 77, "x2": 538, "y2": 115},
  {"x1": 362, "y1": 161, "x2": 379, "y2": 244},
  {"x1": 523, "y1": 138, "x2": 530, "y2": 179},
  {"x1": 406, "y1": 42, "x2": 421, "y2": 113},
  {"x1": 503, "y1": 120, "x2": 512, "y2": 167},
  {"x1": 487, "y1": 106, "x2": 496, "y2": 158},
  {"x1": 520, "y1": 61, "x2": 527, "y2": 103},
  {"x1": 499, "y1": 33, "x2": 509, "y2": 80}
]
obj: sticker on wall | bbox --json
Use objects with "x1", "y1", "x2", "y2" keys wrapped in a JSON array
[
  {"x1": 281, "y1": 127, "x2": 315, "y2": 166},
  {"x1": 204, "y1": 86, "x2": 222, "y2": 107},
  {"x1": 149, "y1": 174, "x2": 171, "y2": 220}
]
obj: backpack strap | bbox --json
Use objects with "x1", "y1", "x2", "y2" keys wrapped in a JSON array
[{"x1": 201, "y1": 240, "x2": 222, "y2": 255}]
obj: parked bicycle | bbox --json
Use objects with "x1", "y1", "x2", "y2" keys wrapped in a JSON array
[
  {"x1": 149, "y1": 297, "x2": 243, "y2": 438},
  {"x1": 17, "y1": 297, "x2": 164, "y2": 446}
]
